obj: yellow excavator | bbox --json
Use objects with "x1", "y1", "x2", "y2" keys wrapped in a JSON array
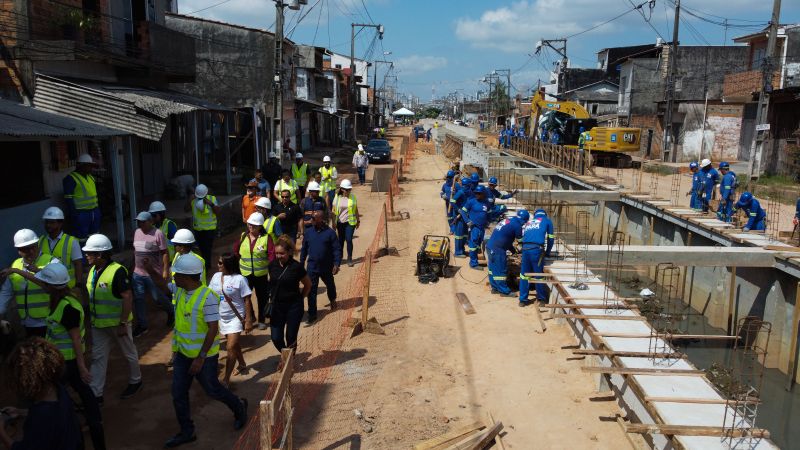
[{"x1": 531, "y1": 88, "x2": 641, "y2": 164}]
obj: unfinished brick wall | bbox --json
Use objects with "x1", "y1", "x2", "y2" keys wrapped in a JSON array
[{"x1": 706, "y1": 104, "x2": 744, "y2": 161}]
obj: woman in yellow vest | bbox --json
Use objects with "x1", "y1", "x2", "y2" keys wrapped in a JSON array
[
  {"x1": 148, "y1": 253, "x2": 247, "y2": 447},
  {"x1": 273, "y1": 169, "x2": 299, "y2": 203},
  {"x1": 332, "y1": 179, "x2": 360, "y2": 267},
  {"x1": 238, "y1": 212, "x2": 272, "y2": 330},
  {"x1": 1, "y1": 229, "x2": 58, "y2": 337},
  {"x1": 2, "y1": 263, "x2": 106, "y2": 449}
]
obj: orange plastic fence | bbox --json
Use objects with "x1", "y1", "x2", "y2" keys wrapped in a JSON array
[{"x1": 232, "y1": 130, "x2": 411, "y2": 449}]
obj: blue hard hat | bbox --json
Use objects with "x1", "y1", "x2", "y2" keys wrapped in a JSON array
[
  {"x1": 517, "y1": 209, "x2": 530, "y2": 222},
  {"x1": 461, "y1": 178, "x2": 471, "y2": 186},
  {"x1": 474, "y1": 185, "x2": 487, "y2": 194},
  {"x1": 489, "y1": 177, "x2": 498, "y2": 185},
  {"x1": 739, "y1": 192, "x2": 753, "y2": 204},
  {"x1": 470, "y1": 172, "x2": 480, "y2": 182},
  {"x1": 719, "y1": 162, "x2": 730, "y2": 169},
  {"x1": 534, "y1": 208, "x2": 547, "y2": 216},
  {"x1": 446, "y1": 170, "x2": 455, "y2": 178},
  {"x1": 689, "y1": 162, "x2": 698, "y2": 169},
  {"x1": 579, "y1": 127, "x2": 585, "y2": 132}
]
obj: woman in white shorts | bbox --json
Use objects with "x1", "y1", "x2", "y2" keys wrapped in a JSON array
[{"x1": 208, "y1": 252, "x2": 252, "y2": 387}]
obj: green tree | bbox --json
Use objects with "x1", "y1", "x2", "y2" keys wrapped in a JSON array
[
  {"x1": 422, "y1": 106, "x2": 441, "y2": 119},
  {"x1": 490, "y1": 81, "x2": 511, "y2": 117}
]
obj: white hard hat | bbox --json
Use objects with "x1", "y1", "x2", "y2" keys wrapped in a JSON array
[
  {"x1": 148, "y1": 201, "x2": 167, "y2": 213},
  {"x1": 269, "y1": 152, "x2": 278, "y2": 158},
  {"x1": 34, "y1": 263, "x2": 70, "y2": 286},
  {"x1": 247, "y1": 212, "x2": 265, "y2": 226},
  {"x1": 172, "y1": 253, "x2": 204, "y2": 275},
  {"x1": 295, "y1": 152, "x2": 303, "y2": 159},
  {"x1": 83, "y1": 234, "x2": 113, "y2": 252},
  {"x1": 323, "y1": 156, "x2": 331, "y2": 162},
  {"x1": 13, "y1": 229, "x2": 38, "y2": 248},
  {"x1": 255, "y1": 197, "x2": 272, "y2": 209},
  {"x1": 135, "y1": 211, "x2": 152, "y2": 222},
  {"x1": 700, "y1": 158, "x2": 711, "y2": 168},
  {"x1": 340, "y1": 179, "x2": 353, "y2": 189},
  {"x1": 77, "y1": 154, "x2": 94, "y2": 164},
  {"x1": 639, "y1": 288, "x2": 656, "y2": 298},
  {"x1": 195, "y1": 184, "x2": 209, "y2": 199},
  {"x1": 42, "y1": 206, "x2": 65, "y2": 220},
  {"x1": 172, "y1": 229, "x2": 196, "y2": 245},
  {"x1": 357, "y1": 144, "x2": 364, "y2": 151},
  {"x1": 307, "y1": 181, "x2": 321, "y2": 192}
]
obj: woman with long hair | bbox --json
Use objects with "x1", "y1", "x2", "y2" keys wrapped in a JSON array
[
  {"x1": 332, "y1": 179, "x2": 359, "y2": 267},
  {"x1": 268, "y1": 235, "x2": 311, "y2": 351},
  {"x1": 237, "y1": 212, "x2": 273, "y2": 330},
  {"x1": 208, "y1": 253, "x2": 252, "y2": 387}
]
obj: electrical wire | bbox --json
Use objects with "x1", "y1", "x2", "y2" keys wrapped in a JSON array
[{"x1": 183, "y1": 0, "x2": 234, "y2": 15}]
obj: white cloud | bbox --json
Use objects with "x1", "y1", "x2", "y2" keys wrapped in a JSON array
[{"x1": 395, "y1": 55, "x2": 448, "y2": 75}]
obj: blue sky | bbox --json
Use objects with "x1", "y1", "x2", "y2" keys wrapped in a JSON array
[{"x1": 177, "y1": 0, "x2": 800, "y2": 101}]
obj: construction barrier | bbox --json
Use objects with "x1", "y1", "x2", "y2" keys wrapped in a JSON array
[
  {"x1": 233, "y1": 129, "x2": 411, "y2": 449},
  {"x1": 509, "y1": 136, "x2": 589, "y2": 175}
]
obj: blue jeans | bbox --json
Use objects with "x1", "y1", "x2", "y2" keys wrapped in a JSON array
[
  {"x1": 171, "y1": 353, "x2": 243, "y2": 438},
  {"x1": 270, "y1": 300, "x2": 304, "y2": 351},
  {"x1": 519, "y1": 246, "x2": 548, "y2": 302},
  {"x1": 336, "y1": 222, "x2": 355, "y2": 261},
  {"x1": 467, "y1": 226, "x2": 485, "y2": 267},
  {"x1": 132, "y1": 273, "x2": 173, "y2": 329},
  {"x1": 71, "y1": 208, "x2": 101, "y2": 239},
  {"x1": 487, "y1": 246, "x2": 511, "y2": 294},
  {"x1": 307, "y1": 270, "x2": 336, "y2": 319},
  {"x1": 357, "y1": 167, "x2": 366, "y2": 185}
]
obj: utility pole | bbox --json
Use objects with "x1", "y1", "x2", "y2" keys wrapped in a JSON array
[
  {"x1": 747, "y1": 0, "x2": 782, "y2": 187},
  {"x1": 350, "y1": 23, "x2": 383, "y2": 143},
  {"x1": 272, "y1": 0, "x2": 297, "y2": 167},
  {"x1": 535, "y1": 38, "x2": 567, "y2": 93},
  {"x1": 372, "y1": 55, "x2": 392, "y2": 128},
  {"x1": 663, "y1": 0, "x2": 680, "y2": 162}
]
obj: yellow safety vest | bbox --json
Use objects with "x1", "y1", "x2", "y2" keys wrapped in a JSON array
[
  {"x1": 275, "y1": 179, "x2": 298, "y2": 203},
  {"x1": 332, "y1": 194, "x2": 358, "y2": 226},
  {"x1": 159, "y1": 218, "x2": 177, "y2": 260},
  {"x1": 39, "y1": 233, "x2": 78, "y2": 288},
  {"x1": 66, "y1": 172, "x2": 98, "y2": 210},
  {"x1": 172, "y1": 286, "x2": 219, "y2": 358},
  {"x1": 238, "y1": 233, "x2": 270, "y2": 277},
  {"x1": 320, "y1": 166, "x2": 336, "y2": 193},
  {"x1": 291, "y1": 163, "x2": 309, "y2": 187},
  {"x1": 264, "y1": 216, "x2": 279, "y2": 243},
  {"x1": 87, "y1": 262, "x2": 132, "y2": 328},
  {"x1": 46, "y1": 295, "x2": 85, "y2": 361},
  {"x1": 192, "y1": 195, "x2": 218, "y2": 231},
  {"x1": 10, "y1": 255, "x2": 55, "y2": 319}
]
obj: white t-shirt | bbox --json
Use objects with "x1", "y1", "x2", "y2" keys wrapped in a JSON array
[{"x1": 208, "y1": 273, "x2": 251, "y2": 320}]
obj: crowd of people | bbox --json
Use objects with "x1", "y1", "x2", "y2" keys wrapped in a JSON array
[
  {"x1": 0, "y1": 149, "x2": 368, "y2": 448},
  {"x1": 441, "y1": 170, "x2": 554, "y2": 307}
]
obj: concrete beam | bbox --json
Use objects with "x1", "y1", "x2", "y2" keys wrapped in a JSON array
[
  {"x1": 512, "y1": 168, "x2": 558, "y2": 176},
  {"x1": 582, "y1": 245, "x2": 776, "y2": 267},
  {"x1": 517, "y1": 189, "x2": 620, "y2": 202}
]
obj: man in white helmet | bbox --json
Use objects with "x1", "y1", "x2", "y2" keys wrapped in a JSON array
[
  {"x1": 149, "y1": 201, "x2": 177, "y2": 261},
  {"x1": 147, "y1": 253, "x2": 248, "y2": 447},
  {"x1": 39, "y1": 206, "x2": 84, "y2": 289},
  {"x1": 63, "y1": 153, "x2": 101, "y2": 239},
  {"x1": 352, "y1": 144, "x2": 369, "y2": 186},
  {"x1": 0, "y1": 229, "x2": 60, "y2": 336},
  {"x1": 185, "y1": 184, "x2": 221, "y2": 272},
  {"x1": 300, "y1": 181, "x2": 329, "y2": 237},
  {"x1": 319, "y1": 155, "x2": 338, "y2": 207},
  {"x1": 82, "y1": 233, "x2": 142, "y2": 405},
  {"x1": 131, "y1": 211, "x2": 172, "y2": 337},
  {"x1": 291, "y1": 152, "x2": 311, "y2": 199},
  {"x1": 698, "y1": 158, "x2": 720, "y2": 214}
]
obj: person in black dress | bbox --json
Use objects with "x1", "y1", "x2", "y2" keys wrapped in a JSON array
[{"x1": 268, "y1": 236, "x2": 311, "y2": 351}]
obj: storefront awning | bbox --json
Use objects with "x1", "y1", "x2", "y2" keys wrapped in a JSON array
[{"x1": 0, "y1": 98, "x2": 130, "y2": 139}]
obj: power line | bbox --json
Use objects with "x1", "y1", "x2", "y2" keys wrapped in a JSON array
[
  {"x1": 183, "y1": 0, "x2": 234, "y2": 15},
  {"x1": 359, "y1": 0, "x2": 374, "y2": 24}
]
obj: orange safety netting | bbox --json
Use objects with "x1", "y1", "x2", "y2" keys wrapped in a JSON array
[{"x1": 232, "y1": 131, "x2": 411, "y2": 449}]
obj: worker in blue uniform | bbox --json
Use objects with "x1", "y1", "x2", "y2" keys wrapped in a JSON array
[
  {"x1": 698, "y1": 159, "x2": 719, "y2": 213},
  {"x1": 486, "y1": 210, "x2": 529, "y2": 297},
  {"x1": 505, "y1": 127, "x2": 514, "y2": 148},
  {"x1": 460, "y1": 185, "x2": 492, "y2": 269},
  {"x1": 687, "y1": 162, "x2": 701, "y2": 210},
  {"x1": 451, "y1": 178, "x2": 473, "y2": 257},
  {"x1": 498, "y1": 126, "x2": 505, "y2": 148},
  {"x1": 794, "y1": 198, "x2": 800, "y2": 227},
  {"x1": 519, "y1": 209, "x2": 554, "y2": 307},
  {"x1": 540, "y1": 128, "x2": 549, "y2": 143},
  {"x1": 717, "y1": 162, "x2": 737, "y2": 222},
  {"x1": 441, "y1": 171, "x2": 457, "y2": 234},
  {"x1": 486, "y1": 177, "x2": 518, "y2": 206},
  {"x1": 470, "y1": 172, "x2": 480, "y2": 185},
  {"x1": 733, "y1": 192, "x2": 767, "y2": 231}
]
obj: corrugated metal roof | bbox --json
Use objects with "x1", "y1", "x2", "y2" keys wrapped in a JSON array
[
  {"x1": 84, "y1": 84, "x2": 233, "y2": 118},
  {"x1": 0, "y1": 99, "x2": 130, "y2": 138}
]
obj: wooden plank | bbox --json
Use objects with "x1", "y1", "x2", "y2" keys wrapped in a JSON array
[
  {"x1": 532, "y1": 300, "x2": 547, "y2": 333},
  {"x1": 553, "y1": 314, "x2": 647, "y2": 321},
  {"x1": 455, "y1": 293, "x2": 476, "y2": 315},
  {"x1": 644, "y1": 396, "x2": 761, "y2": 405},
  {"x1": 581, "y1": 367, "x2": 705, "y2": 376},
  {"x1": 616, "y1": 416, "x2": 649, "y2": 450},
  {"x1": 445, "y1": 421, "x2": 503, "y2": 450},
  {"x1": 485, "y1": 412, "x2": 506, "y2": 450},
  {"x1": 541, "y1": 304, "x2": 638, "y2": 310},
  {"x1": 272, "y1": 349, "x2": 295, "y2": 414},
  {"x1": 574, "y1": 349, "x2": 685, "y2": 359},
  {"x1": 413, "y1": 422, "x2": 485, "y2": 450},
  {"x1": 596, "y1": 332, "x2": 740, "y2": 340},
  {"x1": 260, "y1": 400, "x2": 271, "y2": 449},
  {"x1": 624, "y1": 423, "x2": 770, "y2": 438}
]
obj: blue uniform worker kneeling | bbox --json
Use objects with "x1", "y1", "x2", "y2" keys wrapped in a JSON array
[
  {"x1": 519, "y1": 209, "x2": 554, "y2": 307},
  {"x1": 487, "y1": 209, "x2": 528, "y2": 296},
  {"x1": 734, "y1": 192, "x2": 766, "y2": 231},
  {"x1": 460, "y1": 185, "x2": 492, "y2": 269}
]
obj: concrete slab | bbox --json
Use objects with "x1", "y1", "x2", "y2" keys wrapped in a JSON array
[
  {"x1": 584, "y1": 245, "x2": 776, "y2": 267},
  {"x1": 515, "y1": 189, "x2": 620, "y2": 202},
  {"x1": 511, "y1": 167, "x2": 558, "y2": 176}
]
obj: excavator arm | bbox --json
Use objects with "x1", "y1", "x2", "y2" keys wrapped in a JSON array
[{"x1": 531, "y1": 89, "x2": 590, "y2": 119}]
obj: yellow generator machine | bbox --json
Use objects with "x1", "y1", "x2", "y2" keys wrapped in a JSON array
[{"x1": 416, "y1": 235, "x2": 451, "y2": 283}]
